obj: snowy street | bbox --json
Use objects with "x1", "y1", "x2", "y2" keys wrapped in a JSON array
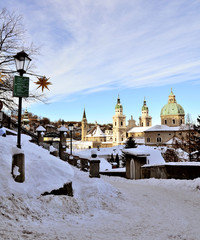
[{"x1": 1, "y1": 174, "x2": 200, "y2": 240}]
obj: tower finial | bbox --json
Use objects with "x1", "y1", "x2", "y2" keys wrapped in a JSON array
[{"x1": 117, "y1": 94, "x2": 120, "y2": 104}]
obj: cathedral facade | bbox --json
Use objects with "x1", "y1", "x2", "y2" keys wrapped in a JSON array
[{"x1": 81, "y1": 89, "x2": 186, "y2": 148}]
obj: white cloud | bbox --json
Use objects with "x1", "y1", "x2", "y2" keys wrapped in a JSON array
[{"x1": 3, "y1": 0, "x2": 200, "y2": 102}]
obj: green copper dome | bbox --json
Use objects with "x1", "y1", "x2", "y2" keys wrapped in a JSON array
[
  {"x1": 160, "y1": 103, "x2": 185, "y2": 116},
  {"x1": 161, "y1": 89, "x2": 185, "y2": 117},
  {"x1": 115, "y1": 104, "x2": 122, "y2": 109}
]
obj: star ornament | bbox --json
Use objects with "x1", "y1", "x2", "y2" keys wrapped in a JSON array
[{"x1": 34, "y1": 76, "x2": 52, "y2": 92}]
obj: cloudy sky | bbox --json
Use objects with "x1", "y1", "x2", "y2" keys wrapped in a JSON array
[{"x1": 1, "y1": 0, "x2": 200, "y2": 124}]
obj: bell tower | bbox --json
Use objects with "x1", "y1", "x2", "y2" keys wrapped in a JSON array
[
  {"x1": 81, "y1": 108, "x2": 87, "y2": 141},
  {"x1": 112, "y1": 95, "x2": 126, "y2": 146},
  {"x1": 139, "y1": 97, "x2": 152, "y2": 127}
]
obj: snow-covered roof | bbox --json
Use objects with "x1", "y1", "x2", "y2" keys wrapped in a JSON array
[
  {"x1": 123, "y1": 148, "x2": 150, "y2": 157},
  {"x1": 57, "y1": 126, "x2": 68, "y2": 132},
  {"x1": 87, "y1": 125, "x2": 106, "y2": 137},
  {"x1": 144, "y1": 124, "x2": 193, "y2": 132},
  {"x1": 36, "y1": 125, "x2": 46, "y2": 132},
  {"x1": 128, "y1": 126, "x2": 151, "y2": 133},
  {"x1": 122, "y1": 145, "x2": 165, "y2": 165}
]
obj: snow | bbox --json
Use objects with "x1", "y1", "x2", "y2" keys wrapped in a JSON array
[
  {"x1": 144, "y1": 124, "x2": 194, "y2": 132},
  {"x1": 0, "y1": 126, "x2": 6, "y2": 136},
  {"x1": 86, "y1": 125, "x2": 106, "y2": 137},
  {"x1": 36, "y1": 125, "x2": 46, "y2": 132},
  {"x1": 123, "y1": 145, "x2": 165, "y2": 165},
  {"x1": 57, "y1": 125, "x2": 68, "y2": 132},
  {"x1": 128, "y1": 126, "x2": 151, "y2": 133},
  {"x1": 0, "y1": 135, "x2": 73, "y2": 197},
  {"x1": 0, "y1": 134, "x2": 200, "y2": 240}
]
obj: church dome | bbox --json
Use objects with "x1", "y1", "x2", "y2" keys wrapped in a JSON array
[
  {"x1": 160, "y1": 103, "x2": 185, "y2": 116},
  {"x1": 160, "y1": 89, "x2": 185, "y2": 116}
]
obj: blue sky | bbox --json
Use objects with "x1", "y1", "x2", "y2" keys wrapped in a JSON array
[{"x1": 1, "y1": 0, "x2": 200, "y2": 124}]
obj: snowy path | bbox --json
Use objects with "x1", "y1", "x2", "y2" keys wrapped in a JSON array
[
  {"x1": 102, "y1": 177, "x2": 200, "y2": 240},
  {"x1": 1, "y1": 176, "x2": 200, "y2": 240}
]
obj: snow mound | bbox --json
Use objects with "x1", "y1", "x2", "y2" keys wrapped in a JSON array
[{"x1": 0, "y1": 135, "x2": 74, "y2": 197}]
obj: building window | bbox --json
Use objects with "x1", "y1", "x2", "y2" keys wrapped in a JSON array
[
  {"x1": 115, "y1": 122, "x2": 117, "y2": 126},
  {"x1": 172, "y1": 119, "x2": 175, "y2": 124},
  {"x1": 157, "y1": 137, "x2": 162, "y2": 143},
  {"x1": 121, "y1": 121, "x2": 123, "y2": 126},
  {"x1": 180, "y1": 119, "x2": 183, "y2": 124},
  {"x1": 121, "y1": 138, "x2": 123, "y2": 141},
  {"x1": 169, "y1": 133, "x2": 171, "y2": 135},
  {"x1": 164, "y1": 119, "x2": 167, "y2": 124},
  {"x1": 147, "y1": 137, "x2": 151, "y2": 143},
  {"x1": 141, "y1": 122, "x2": 143, "y2": 127},
  {"x1": 115, "y1": 138, "x2": 117, "y2": 141},
  {"x1": 157, "y1": 134, "x2": 160, "y2": 136}
]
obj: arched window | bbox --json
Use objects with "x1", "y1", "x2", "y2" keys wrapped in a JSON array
[{"x1": 157, "y1": 137, "x2": 162, "y2": 143}]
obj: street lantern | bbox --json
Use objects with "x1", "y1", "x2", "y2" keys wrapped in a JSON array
[
  {"x1": 14, "y1": 51, "x2": 31, "y2": 148},
  {"x1": 14, "y1": 51, "x2": 32, "y2": 76},
  {"x1": 68, "y1": 123, "x2": 74, "y2": 155},
  {"x1": 68, "y1": 123, "x2": 74, "y2": 132}
]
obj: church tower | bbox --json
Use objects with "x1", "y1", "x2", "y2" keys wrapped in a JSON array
[
  {"x1": 81, "y1": 108, "x2": 87, "y2": 141},
  {"x1": 22, "y1": 108, "x2": 30, "y2": 126},
  {"x1": 112, "y1": 95, "x2": 126, "y2": 146},
  {"x1": 139, "y1": 97, "x2": 152, "y2": 127}
]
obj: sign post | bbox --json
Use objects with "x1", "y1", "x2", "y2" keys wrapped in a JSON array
[
  {"x1": 13, "y1": 76, "x2": 29, "y2": 97},
  {"x1": 13, "y1": 75, "x2": 29, "y2": 148}
]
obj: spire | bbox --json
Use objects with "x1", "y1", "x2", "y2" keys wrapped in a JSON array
[
  {"x1": 143, "y1": 97, "x2": 146, "y2": 106},
  {"x1": 82, "y1": 108, "x2": 86, "y2": 119}
]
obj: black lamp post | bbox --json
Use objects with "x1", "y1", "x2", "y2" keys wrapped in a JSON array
[
  {"x1": 68, "y1": 123, "x2": 74, "y2": 155},
  {"x1": 14, "y1": 51, "x2": 31, "y2": 148}
]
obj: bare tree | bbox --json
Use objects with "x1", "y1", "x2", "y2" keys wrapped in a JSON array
[{"x1": 0, "y1": 8, "x2": 45, "y2": 111}]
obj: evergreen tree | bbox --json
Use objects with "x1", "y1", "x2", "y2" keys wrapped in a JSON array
[
  {"x1": 109, "y1": 153, "x2": 114, "y2": 163},
  {"x1": 124, "y1": 137, "x2": 137, "y2": 149},
  {"x1": 122, "y1": 137, "x2": 137, "y2": 167},
  {"x1": 115, "y1": 154, "x2": 119, "y2": 168}
]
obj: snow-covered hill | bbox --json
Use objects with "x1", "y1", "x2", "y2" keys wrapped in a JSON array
[{"x1": 0, "y1": 134, "x2": 200, "y2": 240}]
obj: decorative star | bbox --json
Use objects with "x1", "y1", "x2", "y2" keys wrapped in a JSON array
[
  {"x1": 34, "y1": 76, "x2": 52, "y2": 92},
  {"x1": 0, "y1": 72, "x2": 6, "y2": 84}
]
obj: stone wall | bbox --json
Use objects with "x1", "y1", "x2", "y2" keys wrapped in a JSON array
[{"x1": 142, "y1": 165, "x2": 200, "y2": 180}]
